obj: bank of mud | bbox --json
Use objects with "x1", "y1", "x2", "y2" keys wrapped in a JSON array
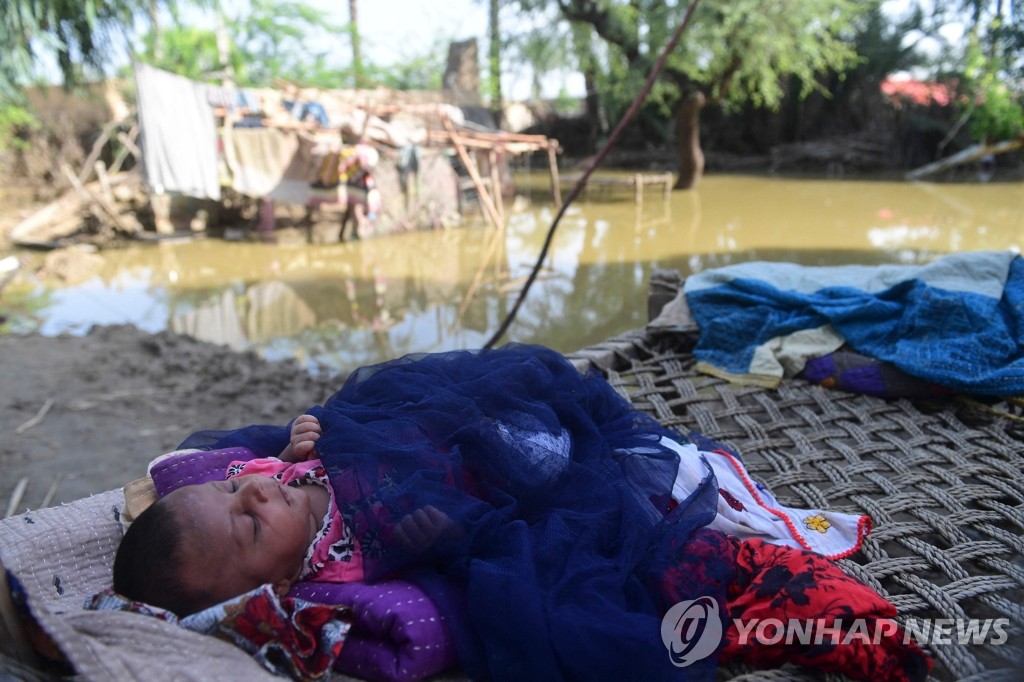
[{"x1": 1, "y1": 324, "x2": 341, "y2": 513}]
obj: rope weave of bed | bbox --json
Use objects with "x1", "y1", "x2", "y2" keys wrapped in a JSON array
[{"x1": 567, "y1": 273, "x2": 1024, "y2": 682}]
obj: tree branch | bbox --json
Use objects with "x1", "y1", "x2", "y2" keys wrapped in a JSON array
[
  {"x1": 714, "y1": 52, "x2": 743, "y2": 103},
  {"x1": 558, "y1": 0, "x2": 642, "y2": 64}
]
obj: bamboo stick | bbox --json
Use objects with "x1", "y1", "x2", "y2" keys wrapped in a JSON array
[
  {"x1": 441, "y1": 115, "x2": 504, "y2": 230},
  {"x1": 489, "y1": 150, "x2": 504, "y2": 224},
  {"x1": 115, "y1": 128, "x2": 142, "y2": 165},
  {"x1": 77, "y1": 117, "x2": 124, "y2": 184},
  {"x1": 15, "y1": 398, "x2": 54, "y2": 435},
  {"x1": 40, "y1": 474, "x2": 65, "y2": 509},
  {"x1": 61, "y1": 163, "x2": 135, "y2": 234},
  {"x1": 95, "y1": 160, "x2": 113, "y2": 202},
  {"x1": 4, "y1": 478, "x2": 28, "y2": 518}
]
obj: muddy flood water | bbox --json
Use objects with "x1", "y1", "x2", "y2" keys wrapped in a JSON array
[{"x1": 3, "y1": 172, "x2": 1023, "y2": 375}]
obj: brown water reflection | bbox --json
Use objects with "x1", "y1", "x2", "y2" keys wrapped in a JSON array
[{"x1": 4, "y1": 173, "x2": 1022, "y2": 374}]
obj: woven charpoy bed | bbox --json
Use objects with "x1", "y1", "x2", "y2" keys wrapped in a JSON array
[
  {"x1": 2, "y1": 268, "x2": 1022, "y2": 682},
  {"x1": 576, "y1": 269, "x2": 1024, "y2": 681}
]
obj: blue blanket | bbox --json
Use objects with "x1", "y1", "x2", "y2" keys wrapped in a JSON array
[{"x1": 682, "y1": 251, "x2": 1024, "y2": 396}]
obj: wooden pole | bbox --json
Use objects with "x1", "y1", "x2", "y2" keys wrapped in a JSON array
[
  {"x1": 61, "y1": 163, "x2": 134, "y2": 234},
  {"x1": 114, "y1": 128, "x2": 142, "y2": 166},
  {"x1": 109, "y1": 125, "x2": 139, "y2": 175},
  {"x1": 95, "y1": 161, "x2": 113, "y2": 202},
  {"x1": 489, "y1": 149, "x2": 504, "y2": 224},
  {"x1": 456, "y1": 223, "x2": 505, "y2": 323},
  {"x1": 77, "y1": 116, "x2": 127, "y2": 184},
  {"x1": 906, "y1": 137, "x2": 1024, "y2": 180},
  {"x1": 547, "y1": 146, "x2": 562, "y2": 207},
  {"x1": 4, "y1": 478, "x2": 28, "y2": 518},
  {"x1": 441, "y1": 114, "x2": 504, "y2": 230}
]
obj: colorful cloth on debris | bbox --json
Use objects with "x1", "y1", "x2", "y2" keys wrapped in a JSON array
[
  {"x1": 683, "y1": 251, "x2": 1024, "y2": 396},
  {"x1": 87, "y1": 585, "x2": 352, "y2": 681},
  {"x1": 179, "y1": 344, "x2": 929, "y2": 682}
]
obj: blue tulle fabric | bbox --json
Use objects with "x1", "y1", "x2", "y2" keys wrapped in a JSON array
[{"x1": 179, "y1": 344, "x2": 723, "y2": 681}]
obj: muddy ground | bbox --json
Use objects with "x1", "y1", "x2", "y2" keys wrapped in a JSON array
[
  {"x1": 0, "y1": 325, "x2": 341, "y2": 514},
  {"x1": 0, "y1": 187, "x2": 339, "y2": 513}
]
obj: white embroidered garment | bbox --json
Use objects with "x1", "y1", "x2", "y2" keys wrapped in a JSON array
[{"x1": 663, "y1": 438, "x2": 870, "y2": 559}]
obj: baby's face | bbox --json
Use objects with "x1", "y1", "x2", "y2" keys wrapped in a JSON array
[{"x1": 168, "y1": 475, "x2": 319, "y2": 607}]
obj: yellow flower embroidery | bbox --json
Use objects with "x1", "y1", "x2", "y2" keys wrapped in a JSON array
[{"x1": 804, "y1": 514, "x2": 831, "y2": 533}]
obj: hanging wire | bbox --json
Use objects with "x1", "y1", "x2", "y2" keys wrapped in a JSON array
[{"x1": 483, "y1": 0, "x2": 702, "y2": 349}]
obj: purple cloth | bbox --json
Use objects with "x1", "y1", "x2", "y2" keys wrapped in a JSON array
[
  {"x1": 290, "y1": 580, "x2": 457, "y2": 682},
  {"x1": 800, "y1": 348, "x2": 953, "y2": 399},
  {"x1": 149, "y1": 447, "x2": 258, "y2": 496}
]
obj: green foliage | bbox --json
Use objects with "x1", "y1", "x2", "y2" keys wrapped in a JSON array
[
  {"x1": 138, "y1": 25, "x2": 227, "y2": 80},
  {"x1": 0, "y1": 102, "x2": 39, "y2": 153},
  {"x1": 358, "y1": 32, "x2": 448, "y2": 91},
  {"x1": 551, "y1": 86, "x2": 580, "y2": 115},
  {"x1": 849, "y1": 3, "x2": 929, "y2": 80},
  {"x1": 229, "y1": 0, "x2": 345, "y2": 86},
  {"x1": 133, "y1": 0, "x2": 444, "y2": 91},
  {"x1": 0, "y1": 284, "x2": 51, "y2": 335},
  {"x1": 0, "y1": 0, "x2": 194, "y2": 91},
  {"x1": 510, "y1": 10, "x2": 575, "y2": 101},
  {"x1": 919, "y1": 1, "x2": 1024, "y2": 143},
  {"x1": 557, "y1": 0, "x2": 867, "y2": 134},
  {"x1": 136, "y1": 0, "x2": 349, "y2": 87},
  {"x1": 962, "y1": 37, "x2": 1024, "y2": 142}
]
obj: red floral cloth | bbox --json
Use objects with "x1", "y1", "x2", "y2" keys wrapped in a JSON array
[
  {"x1": 664, "y1": 530, "x2": 932, "y2": 681},
  {"x1": 87, "y1": 585, "x2": 353, "y2": 681}
]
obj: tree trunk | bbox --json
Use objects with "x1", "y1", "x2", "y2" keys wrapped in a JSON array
[
  {"x1": 570, "y1": 24, "x2": 605, "y2": 150},
  {"x1": 674, "y1": 91, "x2": 706, "y2": 189},
  {"x1": 488, "y1": 0, "x2": 503, "y2": 128},
  {"x1": 443, "y1": 39, "x2": 482, "y2": 106},
  {"x1": 349, "y1": 0, "x2": 363, "y2": 87},
  {"x1": 149, "y1": 1, "x2": 163, "y2": 62},
  {"x1": 583, "y1": 68, "x2": 603, "y2": 148}
]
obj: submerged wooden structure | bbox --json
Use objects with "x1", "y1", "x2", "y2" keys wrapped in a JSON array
[
  {"x1": 2, "y1": 270, "x2": 1021, "y2": 679},
  {"x1": 557, "y1": 171, "x2": 673, "y2": 208}
]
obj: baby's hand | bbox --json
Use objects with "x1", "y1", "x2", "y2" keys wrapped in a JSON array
[
  {"x1": 393, "y1": 506, "x2": 463, "y2": 555},
  {"x1": 280, "y1": 414, "x2": 322, "y2": 462}
]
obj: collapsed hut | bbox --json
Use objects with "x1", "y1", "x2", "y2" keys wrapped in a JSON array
[{"x1": 10, "y1": 63, "x2": 561, "y2": 248}]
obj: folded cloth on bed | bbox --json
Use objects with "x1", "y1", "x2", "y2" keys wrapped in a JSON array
[
  {"x1": 87, "y1": 585, "x2": 352, "y2": 681},
  {"x1": 799, "y1": 347, "x2": 954, "y2": 399},
  {"x1": 291, "y1": 580, "x2": 458, "y2": 682},
  {"x1": 683, "y1": 251, "x2": 1024, "y2": 396}
]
